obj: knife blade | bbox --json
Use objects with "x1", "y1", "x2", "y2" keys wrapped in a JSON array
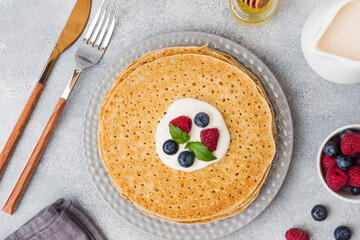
[
  {"x1": 56, "y1": 0, "x2": 92, "y2": 54},
  {"x1": 40, "y1": 0, "x2": 92, "y2": 83},
  {"x1": 0, "y1": 0, "x2": 91, "y2": 178}
]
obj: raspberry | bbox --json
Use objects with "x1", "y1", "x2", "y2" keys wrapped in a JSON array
[
  {"x1": 285, "y1": 228, "x2": 310, "y2": 240},
  {"x1": 341, "y1": 132, "x2": 360, "y2": 156},
  {"x1": 347, "y1": 166, "x2": 360, "y2": 187},
  {"x1": 200, "y1": 128, "x2": 219, "y2": 152},
  {"x1": 169, "y1": 116, "x2": 192, "y2": 133},
  {"x1": 326, "y1": 167, "x2": 348, "y2": 191},
  {"x1": 321, "y1": 154, "x2": 337, "y2": 174}
]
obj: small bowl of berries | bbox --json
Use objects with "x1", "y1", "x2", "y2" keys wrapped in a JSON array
[{"x1": 317, "y1": 124, "x2": 360, "y2": 203}]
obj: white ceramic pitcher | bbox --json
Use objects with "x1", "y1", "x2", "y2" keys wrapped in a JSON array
[{"x1": 301, "y1": 0, "x2": 360, "y2": 84}]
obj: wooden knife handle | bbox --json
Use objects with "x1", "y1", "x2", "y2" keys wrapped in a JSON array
[
  {"x1": 0, "y1": 48, "x2": 60, "y2": 178},
  {"x1": 0, "y1": 82, "x2": 44, "y2": 177},
  {"x1": 2, "y1": 98, "x2": 66, "y2": 215}
]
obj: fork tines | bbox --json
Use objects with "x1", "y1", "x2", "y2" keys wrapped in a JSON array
[{"x1": 84, "y1": 1, "x2": 117, "y2": 51}]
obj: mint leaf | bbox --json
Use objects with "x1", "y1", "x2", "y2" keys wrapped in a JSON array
[
  {"x1": 169, "y1": 124, "x2": 190, "y2": 144},
  {"x1": 185, "y1": 141, "x2": 217, "y2": 162}
]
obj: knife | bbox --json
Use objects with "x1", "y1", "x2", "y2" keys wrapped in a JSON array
[{"x1": 0, "y1": 0, "x2": 91, "y2": 178}]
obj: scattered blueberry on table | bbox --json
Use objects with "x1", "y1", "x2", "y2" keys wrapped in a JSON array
[
  {"x1": 311, "y1": 205, "x2": 327, "y2": 221},
  {"x1": 334, "y1": 226, "x2": 351, "y2": 240}
]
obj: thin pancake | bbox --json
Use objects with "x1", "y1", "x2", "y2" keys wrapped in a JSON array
[
  {"x1": 99, "y1": 47, "x2": 276, "y2": 222},
  {"x1": 98, "y1": 53, "x2": 276, "y2": 221}
]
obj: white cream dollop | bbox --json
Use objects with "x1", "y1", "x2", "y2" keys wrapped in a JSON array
[{"x1": 155, "y1": 98, "x2": 230, "y2": 172}]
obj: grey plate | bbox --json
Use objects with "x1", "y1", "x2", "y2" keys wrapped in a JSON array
[{"x1": 82, "y1": 31, "x2": 293, "y2": 240}]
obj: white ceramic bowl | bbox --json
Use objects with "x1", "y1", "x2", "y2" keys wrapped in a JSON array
[{"x1": 317, "y1": 124, "x2": 360, "y2": 203}]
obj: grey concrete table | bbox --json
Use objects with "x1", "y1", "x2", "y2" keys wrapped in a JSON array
[{"x1": 0, "y1": 0, "x2": 359, "y2": 239}]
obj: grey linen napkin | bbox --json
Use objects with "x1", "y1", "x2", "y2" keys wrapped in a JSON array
[{"x1": 6, "y1": 198, "x2": 104, "y2": 240}]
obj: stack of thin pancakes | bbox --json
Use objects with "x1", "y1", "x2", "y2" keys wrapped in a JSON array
[{"x1": 98, "y1": 46, "x2": 276, "y2": 223}]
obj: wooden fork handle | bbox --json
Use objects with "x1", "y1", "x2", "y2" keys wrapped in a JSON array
[
  {"x1": 0, "y1": 48, "x2": 60, "y2": 178},
  {"x1": 2, "y1": 98, "x2": 66, "y2": 215}
]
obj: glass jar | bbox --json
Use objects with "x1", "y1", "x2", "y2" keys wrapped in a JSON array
[{"x1": 229, "y1": 0, "x2": 279, "y2": 26}]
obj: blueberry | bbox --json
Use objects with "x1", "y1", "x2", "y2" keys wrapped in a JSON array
[
  {"x1": 337, "y1": 155, "x2": 353, "y2": 171},
  {"x1": 356, "y1": 130, "x2": 360, "y2": 136},
  {"x1": 340, "y1": 129, "x2": 352, "y2": 139},
  {"x1": 194, "y1": 112, "x2": 210, "y2": 128},
  {"x1": 334, "y1": 226, "x2": 351, "y2": 240},
  {"x1": 311, "y1": 205, "x2": 327, "y2": 221},
  {"x1": 350, "y1": 186, "x2": 360, "y2": 195},
  {"x1": 178, "y1": 151, "x2": 195, "y2": 168},
  {"x1": 323, "y1": 141, "x2": 341, "y2": 158},
  {"x1": 163, "y1": 140, "x2": 178, "y2": 155}
]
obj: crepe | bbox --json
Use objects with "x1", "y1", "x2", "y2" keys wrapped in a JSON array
[
  {"x1": 98, "y1": 51, "x2": 276, "y2": 222},
  {"x1": 99, "y1": 47, "x2": 273, "y2": 223},
  {"x1": 100, "y1": 48, "x2": 274, "y2": 223}
]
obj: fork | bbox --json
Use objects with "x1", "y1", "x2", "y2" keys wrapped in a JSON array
[{"x1": 2, "y1": 2, "x2": 117, "y2": 215}]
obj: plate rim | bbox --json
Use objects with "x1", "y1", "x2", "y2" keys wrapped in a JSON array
[{"x1": 82, "y1": 31, "x2": 293, "y2": 239}]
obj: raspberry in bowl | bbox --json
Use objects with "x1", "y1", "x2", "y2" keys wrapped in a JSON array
[{"x1": 317, "y1": 124, "x2": 360, "y2": 203}]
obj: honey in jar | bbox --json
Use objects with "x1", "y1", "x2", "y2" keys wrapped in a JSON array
[{"x1": 229, "y1": 0, "x2": 278, "y2": 26}]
